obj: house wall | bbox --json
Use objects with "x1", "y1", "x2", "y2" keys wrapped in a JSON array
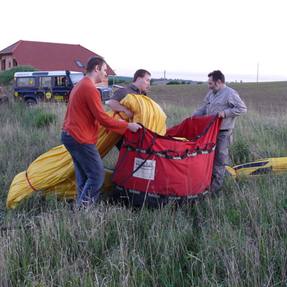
[{"x1": 0, "y1": 55, "x2": 17, "y2": 71}]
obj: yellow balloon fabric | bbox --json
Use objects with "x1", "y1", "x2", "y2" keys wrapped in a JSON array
[
  {"x1": 123, "y1": 93, "x2": 167, "y2": 135},
  {"x1": 7, "y1": 94, "x2": 167, "y2": 208},
  {"x1": 225, "y1": 157, "x2": 287, "y2": 177}
]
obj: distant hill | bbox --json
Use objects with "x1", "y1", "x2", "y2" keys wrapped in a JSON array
[
  {"x1": 108, "y1": 76, "x2": 133, "y2": 85},
  {"x1": 109, "y1": 75, "x2": 199, "y2": 86},
  {"x1": 152, "y1": 78, "x2": 198, "y2": 85}
]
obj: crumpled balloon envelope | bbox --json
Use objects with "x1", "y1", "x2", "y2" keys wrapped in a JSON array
[{"x1": 7, "y1": 94, "x2": 167, "y2": 208}]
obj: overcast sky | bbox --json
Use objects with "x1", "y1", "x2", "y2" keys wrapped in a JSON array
[{"x1": 1, "y1": 0, "x2": 286, "y2": 81}]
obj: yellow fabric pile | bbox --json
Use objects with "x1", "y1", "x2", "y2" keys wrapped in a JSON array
[
  {"x1": 225, "y1": 157, "x2": 287, "y2": 177},
  {"x1": 7, "y1": 94, "x2": 167, "y2": 208}
]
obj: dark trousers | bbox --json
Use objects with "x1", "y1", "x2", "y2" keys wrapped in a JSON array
[
  {"x1": 61, "y1": 131, "x2": 104, "y2": 206},
  {"x1": 211, "y1": 130, "x2": 232, "y2": 192}
]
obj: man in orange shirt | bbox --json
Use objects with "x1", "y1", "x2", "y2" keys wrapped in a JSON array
[{"x1": 61, "y1": 56, "x2": 141, "y2": 206}]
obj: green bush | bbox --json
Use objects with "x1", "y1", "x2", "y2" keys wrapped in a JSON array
[
  {"x1": 166, "y1": 80, "x2": 182, "y2": 85},
  {"x1": 230, "y1": 137, "x2": 252, "y2": 165},
  {"x1": 34, "y1": 111, "x2": 56, "y2": 128},
  {"x1": 24, "y1": 108, "x2": 56, "y2": 128},
  {"x1": 0, "y1": 65, "x2": 37, "y2": 85},
  {"x1": 166, "y1": 80, "x2": 192, "y2": 85}
]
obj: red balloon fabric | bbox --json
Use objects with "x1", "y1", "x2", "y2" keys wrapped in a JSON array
[{"x1": 112, "y1": 115, "x2": 222, "y2": 206}]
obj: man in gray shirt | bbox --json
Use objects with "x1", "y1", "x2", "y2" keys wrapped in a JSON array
[
  {"x1": 107, "y1": 69, "x2": 151, "y2": 119},
  {"x1": 193, "y1": 70, "x2": 247, "y2": 193}
]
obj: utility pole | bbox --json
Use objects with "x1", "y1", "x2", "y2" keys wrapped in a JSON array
[
  {"x1": 163, "y1": 70, "x2": 166, "y2": 80},
  {"x1": 256, "y1": 62, "x2": 259, "y2": 87}
]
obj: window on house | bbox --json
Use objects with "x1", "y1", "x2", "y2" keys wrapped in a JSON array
[
  {"x1": 1, "y1": 59, "x2": 5, "y2": 70},
  {"x1": 75, "y1": 60, "x2": 85, "y2": 68}
]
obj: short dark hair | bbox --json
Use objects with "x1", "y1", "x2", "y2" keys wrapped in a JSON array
[
  {"x1": 208, "y1": 70, "x2": 225, "y2": 83},
  {"x1": 133, "y1": 69, "x2": 151, "y2": 82},
  {"x1": 86, "y1": 56, "x2": 106, "y2": 73}
]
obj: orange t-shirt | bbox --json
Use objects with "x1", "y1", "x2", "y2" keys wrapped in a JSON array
[{"x1": 63, "y1": 77, "x2": 128, "y2": 144}]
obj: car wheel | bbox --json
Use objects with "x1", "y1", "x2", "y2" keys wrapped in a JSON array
[{"x1": 25, "y1": 98, "x2": 37, "y2": 106}]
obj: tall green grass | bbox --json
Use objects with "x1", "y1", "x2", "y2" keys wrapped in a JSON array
[{"x1": 0, "y1": 84, "x2": 287, "y2": 286}]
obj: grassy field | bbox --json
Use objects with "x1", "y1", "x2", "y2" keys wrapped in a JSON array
[{"x1": 0, "y1": 82, "x2": 287, "y2": 286}]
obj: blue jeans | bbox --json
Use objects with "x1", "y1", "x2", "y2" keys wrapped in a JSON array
[{"x1": 61, "y1": 131, "x2": 104, "y2": 206}]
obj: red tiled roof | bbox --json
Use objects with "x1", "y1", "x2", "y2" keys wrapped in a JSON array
[{"x1": 0, "y1": 40, "x2": 116, "y2": 75}]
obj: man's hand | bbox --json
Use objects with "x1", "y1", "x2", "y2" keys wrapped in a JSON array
[
  {"x1": 127, "y1": 122, "x2": 142, "y2": 132},
  {"x1": 218, "y1": 111, "x2": 225, "y2": 118}
]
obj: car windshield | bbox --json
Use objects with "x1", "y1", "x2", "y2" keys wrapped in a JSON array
[{"x1": 70, "y1": 73, "x2": 84, "y2": 85}]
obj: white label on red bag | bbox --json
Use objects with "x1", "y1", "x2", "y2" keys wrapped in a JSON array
[{"x1": 133, "y1": 158, "x2": 156, "y2": 180}]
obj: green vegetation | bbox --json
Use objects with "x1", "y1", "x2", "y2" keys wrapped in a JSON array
[
  {"x1": 166, "y1": 80, "x2": 191, "y2": 85},
  {"x1": 230, "y1": 137, "x2": 252, "y2": 165},
  {"x1": 0, "y1": 83, "x2": 287, "y2": 286},
  {"x1": 27, "y1": 108, "x2": 57, "y2": 128},
  {"x1": 0, "y1": 65, "x2": 37, "y2": 85},
  {"x1": 108, "y1": 75, "x2": 132, "y2": 86}
]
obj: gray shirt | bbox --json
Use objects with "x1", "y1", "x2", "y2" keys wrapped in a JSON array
[
  {"x1": 193, "y1": 85, "x2": 247, "y2": 130},
  {"x1": 111, "y1": 83, "x2": 147, "y2": 102}
]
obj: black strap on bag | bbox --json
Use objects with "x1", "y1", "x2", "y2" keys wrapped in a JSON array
[{"x1": 189, "y1": 115, "x2": 219, "y2": 141}]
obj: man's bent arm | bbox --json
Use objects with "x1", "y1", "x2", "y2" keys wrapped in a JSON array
[
  {"x1": 224, "y1": 92, "x2": 247, "y2": 118},
  {"x1": 107, "y1": 99, "x2": 133, "y2": 118}
]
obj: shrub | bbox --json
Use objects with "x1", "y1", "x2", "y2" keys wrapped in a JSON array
[
  {"x1": 24, "y1": 108, "x2": 56, "y2": 128},
  {"x1": 34, "y1": 111, "x2": 56, "y2": 128},
  {"x1": 166, "y1": 80, "x2": 182, "y2": 85},
  {"x1": 0, "y1": 65, "x2": 37, "y2": 85},
  {"x1": 230, "y1": 137, "x2": 252, "y2": 165}
]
